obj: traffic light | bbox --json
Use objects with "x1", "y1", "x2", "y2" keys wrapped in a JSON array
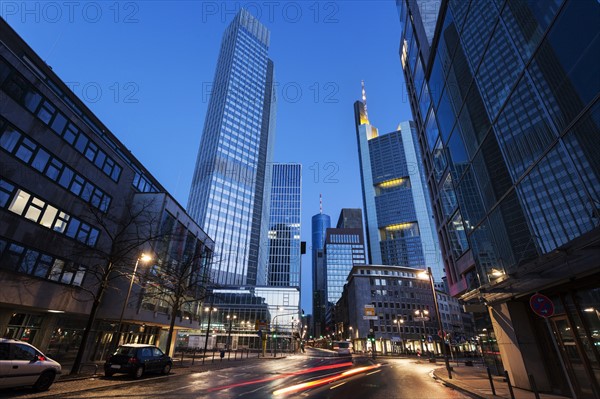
[{"x1": 367, "y1": 333, "x2": 375, "y2": 343}]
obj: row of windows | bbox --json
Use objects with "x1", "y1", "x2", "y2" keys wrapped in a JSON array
[
  {"x1": 328, "y1": 234, "x2": 361, "y2": 244},
  {"x1": 0, "y1": 56, "x2": 123, "y2": 183},
  {"x1": 0, "y1": 118, "x2": 111, "y2": 212},
  {"x1": 0, "y1": 179, "x2": 99, "y2": 247},
  {"x1": 358, "y1": 269, "x2": 418, "y2": 277},
  {"x1": 0, "y1": 236, "x2": 86, "y2": 286}
]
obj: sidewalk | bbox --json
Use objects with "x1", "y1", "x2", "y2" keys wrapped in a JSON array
[{"x1": 432, "y1": 364, "x2": 570, "y2": 399}]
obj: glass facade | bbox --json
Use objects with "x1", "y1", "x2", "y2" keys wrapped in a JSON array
[
  {"x1": 398, "y1": 0, "x2": 600, "y2": 394},
  {"x1": 354, "y1": 104, "x2": 444, "y2": 279},
  {"x1": 397, "y1": 0, "x2": 600, "y2": 293},
  {"x1": 266, "y1": 163, "x2": 301, "y2": 287},
  {"x1": 311, "y1": 212, "x2": 331, "y2": 337},
  {"x1": 187, "y1": 9, "x2": 276, "y2": 286},
  {"x1": 325, "y1": 229, "x2": 366, "y2": 306}
]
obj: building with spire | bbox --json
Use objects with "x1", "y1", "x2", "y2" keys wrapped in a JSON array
[
  {"x1": 187, "y1": 9, "x2": 276, "y2": 286},
  {"x1": 354, "y1": 83, "x2": 444, "y2": 280},
  {"x1": 311, "y1": 195, "x2": 330, "y2": 338}
]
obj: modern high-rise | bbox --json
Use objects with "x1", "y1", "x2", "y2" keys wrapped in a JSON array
[
  {"x1": 188, "y1": 9, "x2": 276, "y2": 286},
  {"x1": 354, "y1": 88, "x2": 444, "y2": 280},
  {"x1": 311, "y1": 199, "x2": 331, "y2": 338},
  {"x1": 324, "y1": 209, "x2": 367, "y2": 327},
  {"x1": 266, "y1": 163, "x2": 301, "y2": 287},
  {"x1": 397, "y1": 0, "x2": 600, "y2": 396}
]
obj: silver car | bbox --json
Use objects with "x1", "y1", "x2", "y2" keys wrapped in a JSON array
[{"x1": 0, "y1": 338, "x2": 62, "y2": 391}]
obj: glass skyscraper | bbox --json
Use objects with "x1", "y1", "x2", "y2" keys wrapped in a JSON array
[
  {"x1": 397, "y1": 0, "x2": 599, "y2": 395},
  {"x1": 188, "y1": 9, "x2": 276, "y2": 286},
  {"x1": 311, "y1": 204, "x2": 331, "y2": 338},
  {"x1": 354, "y1": 96, "x2": 444, "y2": 279},
  {"x1": 324, "y1": 209, "x2": 367, "y2": 310},
  {"x1": 266, "y1": 163, "x2": 301, "y2": 287}
]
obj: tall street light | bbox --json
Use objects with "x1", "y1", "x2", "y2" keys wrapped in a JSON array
[
  {"x1": 115, "y1": 253, "x2": 152, "y2": 348},
  {"x1": 419, "y1": 267, "x2": 452, "y2": 379},
  {"x1": 393, "y1": 318, "x2": 405, "y2": 354},
  {"x1": 202, "y1": 304, "x2": 217, "y2": 365},
  {"x1": 414, "y1": 309, "x2": 429, "y2": 355}
]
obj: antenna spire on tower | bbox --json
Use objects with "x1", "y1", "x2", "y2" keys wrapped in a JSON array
[
  {"x1": 361, "y1": 80, "x2": 369, "y2": 121},
  {"x1": 319, "y1": 193, "x2": 323, "y2": 214}
]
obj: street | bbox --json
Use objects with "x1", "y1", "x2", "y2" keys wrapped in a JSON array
[{"x1": 0, "y1": 349, "x2": 473, "y2": 399}]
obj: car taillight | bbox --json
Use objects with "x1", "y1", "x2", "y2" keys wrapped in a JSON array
[{"x1": 128, "y1": 357, "x2": 139, "y2": 364}]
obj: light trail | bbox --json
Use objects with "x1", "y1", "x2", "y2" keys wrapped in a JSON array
[
  {"x1": 272, "y1": 364, "x2": 382, "y2": 396},
  {"x1": 206, "y1": 361, "x2": 354, "y2": 392}
]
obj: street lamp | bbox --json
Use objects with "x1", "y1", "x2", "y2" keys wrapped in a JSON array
[
  {"x1": 393, "y1": 318, "x2": 405, "y2": 354},
  {"x1": 414, "y1": 309, "x2": 429, "y2": 355},
  {"x1": 202, "y1": 305, "x2": 217, "y2": 365},
  {"x1": 419, "y1": 267, "x2": 452, "y2": 379},
  {"x1": 226, "y1": 314, "x2": 237, "y2": 352},
  {"x1": 348, "y1": 326, "x2": 353, "y2": 340},
  {"x1": 115, "y1": 253, "x2": 152, "y2": 347}
]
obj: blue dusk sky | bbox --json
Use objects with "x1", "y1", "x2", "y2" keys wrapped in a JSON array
[{"x1": 2, "y1": 1, "x2": 414, "y2": 313}]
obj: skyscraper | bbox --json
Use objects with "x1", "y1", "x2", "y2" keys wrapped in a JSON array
[
  {"x1": 324, "y1": 209, "x2": 367, "y2": 316},
  {"x1": 397, "y1": 0, "x2": 600, "y2": 395},
  {"x1": 188, "y1": 9, "x2": 276, "y2": 286},
  {"x1": 354, "y1": 87, "x2": 444, "y2": 279},
  {"x1": 311, "y1": 197, "x2": 330, "y2": 337},
  {"x1": 266, "y1": 163, "x2": 302, "y2": 287}
]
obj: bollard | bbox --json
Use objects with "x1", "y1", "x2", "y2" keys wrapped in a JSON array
[
  {"x1": 247, "y1": 349, "x2": 249, "y2": 359},
  {"x1": 192, "y1": 348, "x2": 196, "y2": 366},
  {"x1": 181, "y1": 349, "x2": 185, "y2": 364},
  {"x1": 212, "y1": 348, "x2": 215, "y2": 363},
  {"x1": 504, "y1": 370, "x2": 515, "y2": 399},
  {"x1": 528, "y1": 374, "x2": 541, "y2": 399},
  {"x1": 487, "y1": 367, "x2": 496, "y2": 396}
]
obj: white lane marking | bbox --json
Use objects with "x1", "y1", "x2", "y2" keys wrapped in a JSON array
[
  {"x1": 329, "y1": 381, "x2": 348, "y2": 390},
  {"x1": 366, "y1": 370, "x2": 381, "y2": 376}
]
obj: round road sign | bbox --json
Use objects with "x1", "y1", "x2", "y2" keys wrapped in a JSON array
[{"x1": 530, "y1": 293, "x2": 555, "y2": 318}]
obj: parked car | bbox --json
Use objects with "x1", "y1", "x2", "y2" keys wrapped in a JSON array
[
  {"x1": 104, "y1": 344, "x2": 172, "y2": 379},
  {"x1": 0, "y1": 338, "x2": 62, "y2": 391}
]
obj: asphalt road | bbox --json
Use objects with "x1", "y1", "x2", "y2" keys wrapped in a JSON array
[{"x1": 0, "y1": 350, "x2": 473, "y2": 399}]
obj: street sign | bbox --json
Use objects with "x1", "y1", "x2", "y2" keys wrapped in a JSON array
[
  {"x1": 414, "y1": 316, "x2": 430, "y2": 322},
  {"x1": 530, "y1": 293, "x2": 555, "y2": 318},
  {"x1": 363, "y1": 304, "x2": 378, "y2": 320},
  {"x1": 427, "y1": 335, "x2": 433, "y2": 343}
]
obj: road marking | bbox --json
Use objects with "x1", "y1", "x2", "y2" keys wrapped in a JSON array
[
  {"x1": 329, "y1": 381, "x2": 347, "y2": 390},
  {"x1": 366, "y1": 370, "x2": 381, "y2": 376}
]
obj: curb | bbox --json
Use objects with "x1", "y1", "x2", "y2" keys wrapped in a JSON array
[{"x1": 431, "y1": 369, "x2": 487, "y2": 399}]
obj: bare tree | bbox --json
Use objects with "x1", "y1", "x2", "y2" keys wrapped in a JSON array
[
  {"x1": 141, "y1": 232, "x2": 214, "y2": 356},
  {"x1": 69, "y1": 195, "x2": 165, "y2": 374}
]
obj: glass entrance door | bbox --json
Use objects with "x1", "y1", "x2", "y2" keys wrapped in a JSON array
[{"x1": 552, "y1": 316, "x2": 598, "y2": 398}]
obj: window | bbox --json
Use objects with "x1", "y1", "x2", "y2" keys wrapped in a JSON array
[{"x1": 12, "y1": 344, "x2": 37, "y2": 360}]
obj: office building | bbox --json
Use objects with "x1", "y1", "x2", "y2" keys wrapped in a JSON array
[
  {"x1": 266, "y1": 163, "x2": 301, "y2": 287},
  {"x1": 187, "y1": 9, "x2": 276, "y2": 286},
  {"x1": 0, "y1": 20, "x2": 214, "y2": 366},
  {"x1": 324, "y1": 209, "x2": 367, "y2": 329},
  {"x1": 397, "y1": 0, "x2": 600, "y2": 395},
  {"x1": 354, "y1": 88, "x2": 444, "y2": 279},
  {"x1": 311, "y1": 199, "x2": 331, "y2": 337}
]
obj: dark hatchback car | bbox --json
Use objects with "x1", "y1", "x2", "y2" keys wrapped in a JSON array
[{"x1": 104, "y1": 344, "x2": 172, "y2": 379}]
